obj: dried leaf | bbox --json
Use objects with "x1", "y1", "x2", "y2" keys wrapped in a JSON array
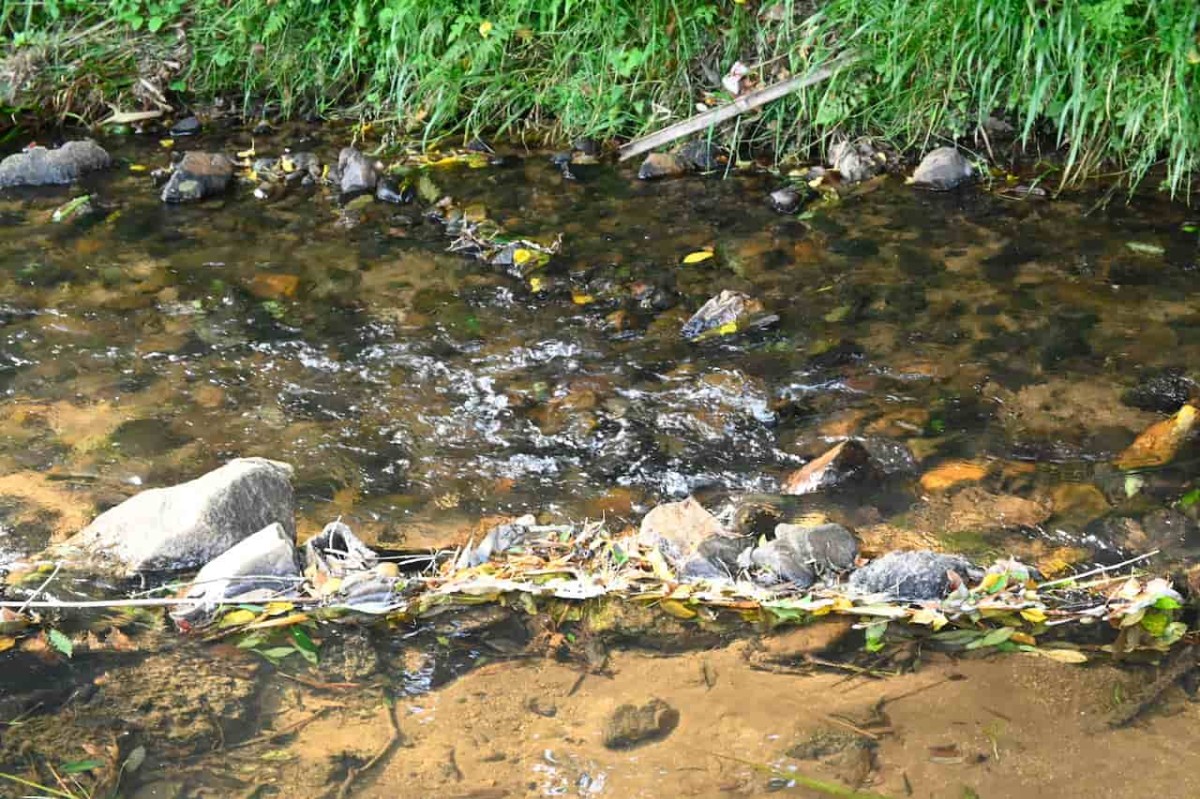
[
  {"x1": 1019, "y1": 608, "x2": 1047, "y2": 624},
  {"x1": 0, "y1": 636, "x2": 15, "y2": 652},
  {"x1": 219, "y1": 609, "x2": 260, "y2": 627},
  {"x1": 1035, "y1": 648, "x2": 1088, "y2": 664}
]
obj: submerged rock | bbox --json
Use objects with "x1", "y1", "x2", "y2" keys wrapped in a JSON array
[
  {"x1": 829, "y1": 139, "x2": 881, "y2": 183},
  {"x1": 849, "y1": 550, "x2": 977, "y2": 600},
  {"x1": 337, "y1": 146, "x2": 380, "y2": 195},
  {"x1": 61, "y1": 457, "x2": 294, "y2": 573},
  {"x1": 1115, "y1": 403, "x2": 1198, "y2": 470},
  {"x1": 680, "y1": 290, "x2": 776, "y2": 341},
  {"x1": 637, "y1": 152, "x2": 688, "y2": 180},
  {"x1": 769, "y1": 186, "x2": 810, "y2": 214},
  {"x1": 602, "y1": 699, "x2": 679, "y2": 749},
  {"x1": 173, "y1": 522, "x2": 300, "y2": 622},
  {"x1": 161, "y1": 152, "x2": 235, "y2": 203},
  {"x1": 910, "y1": 147, "x2": 975, "y2": 190},
  {"x1": 1122, "y1": 369, "x2": 1196, "y2": 414},
  {"x1": 0, "y1": 140, "x2": 111, "y2": 188},
  {"x1": 781, "y1": 440, "x2": 878, "y2": 495}
]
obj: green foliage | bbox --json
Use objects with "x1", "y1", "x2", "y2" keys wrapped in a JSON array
[{"x1": 4, "y1": 0, "x2": 1199, "y2": 193}]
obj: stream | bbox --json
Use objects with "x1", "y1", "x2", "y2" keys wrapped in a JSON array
[{"x1": 1, "y1": 128, "x2": 1200, "y2": 798}]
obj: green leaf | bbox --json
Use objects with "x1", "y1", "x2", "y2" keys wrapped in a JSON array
[
  {"x1": 290, "y1": 627, "x2": 318, "y2": 654},
  {"x1": 932, "y1": 629, "x2": 985, "y2": 645},
  {"x1": 48, "y1": 629, "x2": 73, "y2": 658},
  {"x1": 966, "y1": 626, "x2": 1013, "y2": 650},
  {"x1": 1140, "y1": 609, "x2": 1169, "y2": 637},
  {"x1": 1179, "y1": 488, "x2": 1200, "y2": 508},
  {"x1": 58, "y1": 759, "x2": 105, "y2": 774},
  {"x1": 147, "y1": 15, "x2": 164, "y2": 32},
  {"x1": 1154, "y1": 595, "x2": 1183, "y2": 610},
  {"x1": 864, "y1": 621, "x2": 888, "y2": 652}
]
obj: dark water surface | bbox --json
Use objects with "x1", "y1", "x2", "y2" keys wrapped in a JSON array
[{"x1": 1, "y1": 133, "x2": 1200, "y2": 797}]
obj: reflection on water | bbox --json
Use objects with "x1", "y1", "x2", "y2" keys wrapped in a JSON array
[{"x1": 1, "y1": 132, "x2": 1200, "y2": 797}]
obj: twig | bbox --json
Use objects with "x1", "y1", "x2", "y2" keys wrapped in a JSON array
[
  {"x1": 825, "y1": 714, "x2": 884, "y2": 741},
  {"x1": 17, "y1": 563, "x2": 62, "y2": 615},
  {"x1": 618, "y1": 51, "x2": 861, "y2": 162},
  {"x1": 330, "y1": 698, "x2": 403, "y2": 799},
  {"x1": 0, "y1": 596, "x2": 325, "y2": 610},
  {"x1": 225, "y1": 708, "x2": 331, "y2": 752},
  {"x1": 1037, "y1": 550, "x2": 1159, "y2": 589},
  {"x1": 1108, "y1": 644, "x2": 1199, "y2": 728}
]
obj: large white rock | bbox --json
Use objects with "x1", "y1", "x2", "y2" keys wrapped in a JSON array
[
  {"x1": 63, "y1": 458, "x2": 294, "y2": 573},
  {"x1": 173, "y1": 522, "x2": 301, "y2": 622}
]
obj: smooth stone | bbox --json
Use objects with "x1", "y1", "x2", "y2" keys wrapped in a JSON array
[
  {"x1": 61, "y1": 458, "x2": 294, "y2": 573},
  {"x1": 829, "y1": 139, "x2": 881, "y2": 183},
  {"x1": 337, "y1": 146, "x2": 379, "y2": 195},
  {"x1": 638, "y1": 497, "x2": 727, "y2": 564},
  {"x1": 160, "y1": 152, "x2": 234, "y2": 203},
  {"x1": 637, "y1": 152, "x2": 687, "y2": 180},
  {"x1": 602, "y1": 699, "x2": 679, "y2": 749},
  {"x1": 173, "y1": 522, "x2": 300, "y2": 622},
  {"x1": 0, "y1": 140, "x2": 111, "y2": 188},
  {"x1": 169, "y1": 116, "x2": 202, "y2": 137},
  {"x1": 849, "y1": 550, "x2": 978, "y2": 600},
  {"x1": 910, "y1": 147, "x2": 975, "y2": 190}
]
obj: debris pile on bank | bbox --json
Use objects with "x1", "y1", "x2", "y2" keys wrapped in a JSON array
[{"x1": 1, "y1": 460, "x2": 1187, "y2": 664}]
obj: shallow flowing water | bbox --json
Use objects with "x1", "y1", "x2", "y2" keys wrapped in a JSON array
[{"x1": 1, "y1": 129, "x2": 1200, "y2": 798}]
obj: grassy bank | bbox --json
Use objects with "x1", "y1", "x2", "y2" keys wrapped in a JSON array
[{"x1": 2, "y1": 0, "x2": 1199, "y2": 193}]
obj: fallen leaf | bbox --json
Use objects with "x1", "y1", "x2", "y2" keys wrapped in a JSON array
[
  {"x1": 478, "y1": 20, "x2": 493, "y2": 37},
  {"x1": 1034, "y1": 648, "x2": 1088, "y2": 664},
  {"x1": 1115, "y1": 404, "x2": 1197, "y2": 470},
  {"x1": 0, "y1": 635, "x2": 15, "y2": 652},
  {"x1": 682, "y1": 249, "x2": 715, "y2": 264}
]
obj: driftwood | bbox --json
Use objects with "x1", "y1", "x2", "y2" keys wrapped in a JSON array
[{"x1": 618, "y1": 50, "x2": 861, "y2": 162}]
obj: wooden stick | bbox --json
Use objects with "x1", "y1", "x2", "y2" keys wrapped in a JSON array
[
  {"x1": 617, "y1": 51, "x2": 860, "y2": 162},
  {"x1": 1037, "y1": 550, "x2": 1159, "y2": 589},
  {"x1": 331, "y1": 698, "x2": 404, "y2": 799}
]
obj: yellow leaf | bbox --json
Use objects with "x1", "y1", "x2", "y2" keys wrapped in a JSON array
[
  {"x1": 479, "y1": 20, "x2": 493, "y2": 37},
  {"x1": 236, "y1": 141, "x2": 256, "y2": 159},
  {"x1": 831, "y1": 596, "x2": 854, "y2": 612},
  {"x1": 265, "y1": 601, "x2": 295, "y2": 615},
  {"x1": 979, "y1": 572, "x2": 1006, "y2": 593},
  {"x1": 513, "y1": 248, "x2": 534, "y2": 266},
  {"x1": 1020, "y1": 607, "x2": 1047, "y2": 624},
  {"x1": 280, "y1": 155, "x2": 296, "y2": 173},
  {"x1": 159, "y1": 139, "x2": 174, "y2": 148},
  {"x1": 659, "y1": 599, "x2": 697, "y2": 619},
  {"x1": 528, "y1": 276, "x2": 545, "y2": 293},
  {"x1": 1037, "y1": 648, "x2": 1088, "y2": 664},
  {"x1": 715, "y1": 321, "x2": 738, "y2": 336},
  {"x1": 682, "y1": 249, "x2": 715, "y2": 264},
  {"x1": 572, "y1": 292, "x2": 595, "y2": 306},
  {"x1": 0, "y1": 636, "x2": 15, "y2": 652},
  {"x1": 218, "y1": 609, "x2": 259, "y2": 627},
  {"x1": 245, "y1": 613, "x2": 310, "y2": 630},
  {"x1": 129, "y1": 164, "x2": 148, "y2": 173}
]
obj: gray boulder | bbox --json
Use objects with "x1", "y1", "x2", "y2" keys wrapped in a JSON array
[
  {"x1": 337, "y1": 146, "x2": 380, "y2": 195},
  {"x1": 62, "y1": 458, "x2": 295, "y2": 573},
  {"x1": 0, "y1": 140, "x2": 111, "y2": 188},
  {"x1": 743, "y1": 522, "x2": 858, "y2": 588},
  {"x1": 829, "y1": 139, "x2": 881, "y2": 183},
  {"x1": 161, "y1": 152, "x2": 235, "y2": 203},
  {"x1": 911, "y1": 147, "x2": 975, "y2": 190},
  {"x1": 849, "y1": 550, "x2": 978, "y2": 600},
  {"x1": 172, "y1": 522, "x2": 301, "y2": 623}
]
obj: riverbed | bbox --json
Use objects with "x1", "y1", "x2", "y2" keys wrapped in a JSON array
[{"x1": 1, "y1": 129, "x2": 1199, "y2": 798}]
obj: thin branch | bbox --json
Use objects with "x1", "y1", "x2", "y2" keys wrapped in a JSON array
[
  {"x1": 618, "y1": 51, "x2": 860, "y2": 162},
  {"x1": 1037, "y1": 550, "x2": 1159, "y2": 589}
]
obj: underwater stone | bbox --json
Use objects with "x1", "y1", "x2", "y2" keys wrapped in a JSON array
[
  {"x1": 161, "y1": 152, "x2": 235, "y2": 203},
  {"x1": 602, "y1": 699, "x2": 679, "y2": 749},
  {"x1": 910, "y1": 147, "x2": 975, "y2": 190},
  {"x1": 0, "y1": 140, "x2": 111, "y2": 188}
]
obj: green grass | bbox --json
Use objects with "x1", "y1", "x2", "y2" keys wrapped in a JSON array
[{"x1": 2, "y1": 0, "x2": 1199, "y2": 194}]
